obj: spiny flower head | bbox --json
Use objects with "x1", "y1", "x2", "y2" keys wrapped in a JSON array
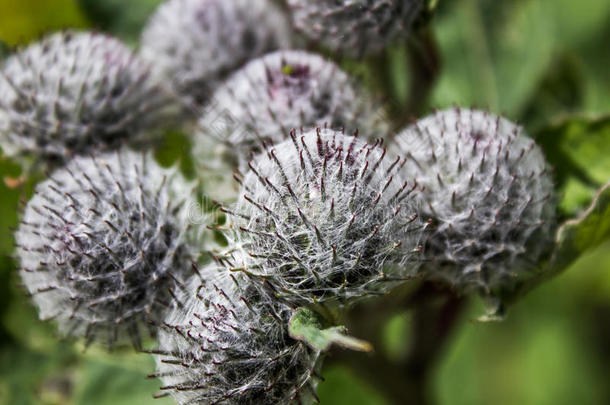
[
  {"x1": 16, "y1": 149, "x2": 201, "y2": 348},
  {"x1": 225, "y1": 128, "x2": 426, "y2": 305},
  {"x1": 0, "y1": 31, "x2": 169, "y2": 164},
  {"x1": 287, "y1": 0, "x2": 425, "y2": 58},
  {"x1": 196, "y1": 50, "x2": 388, "y2": 175},
  {"x1": 394, "y1": 108, "x2": 556, "y2": 293},
  {"x1": 140, "y1": 0, "x2": 292, "y2": 107},
  {"x1": 153, "y1": 260, "x2": 322, "y2": 405}
]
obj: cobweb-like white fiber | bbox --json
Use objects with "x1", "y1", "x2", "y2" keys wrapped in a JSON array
[
  {"x1": 194, "y1": 50, "x2": 388, "y2": 201},
  {"x1": 140, "y1": 0, "x2": 292, "y2": 107},
  {"x1": 394, "y1": 108, "x2": 556, "y2": 293},
  {"x1": 154, "y1": 257, "x2": 322, "y2": 405},
  {"x1": 287, "y1": 0, "x2": 425, "y2": 58},
  {"x1": 16, "y1": 149, "x2": 201, "y2": 347},
  {"x1": 226, "y1": 128, "x2": 427, "y2": 305},
  {"x1": 0, "y1": 31, "x2": 169, "y2": 164}
]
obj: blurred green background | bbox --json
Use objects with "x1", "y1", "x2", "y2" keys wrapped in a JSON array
[{"x1": 0, "y1": 0, "x2": 609, "y2": 404}]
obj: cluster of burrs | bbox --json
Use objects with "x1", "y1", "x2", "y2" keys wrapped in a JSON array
[
  {"x1": 194, "y1": 49, "x2": 389, "y2": 198},
  {"x1": 3, "y1": 1, "x2": 558, "y2": 404}
]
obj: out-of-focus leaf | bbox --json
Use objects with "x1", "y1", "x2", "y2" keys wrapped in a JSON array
[
  {"x1": 0, "y1": 0, "x2": 88, "y2": 46},
  {"x1": 520, "y1": 53, "x2": 585, "y2": 130},
  {"x1": 507, "y1": 182, "x2": 610, "y2": 304},
  {"x1": 437, "y1": 295, "x2": 605, "y2": 405},
  {"x1": 76, "y1": 0, "x2": 163, "y2": 44},
  {"x1": 2, "y1": 279, "x2": 64, "y2": 351},
  {"x1": 0, "y1": 343, "x2": 78, "y2": 405},
  {"x1": 381, "y1": 311, "x2": 412, "y2": 361},
  {"x1": 432, "y1": 0, "x2": 610, "y2": 117},
  {"x1": 559, "y1": 240, "x2": 610, "y2": 303},
  {"x1": 549, "y1": 182, "x2": 610, "y2": 275},
  {"x1": 318, "y1": 365, "x2": 389, "y2": 405},
  {"x1": 0, "y1": 344, "x2": 169, "y2": 405},
  {"x1": 72, "y1": 352, "x2": 172, "y2": 405},
  {"x1": 534, "y1": 115, "x2": 610, "y2": 213},
  {"x1": 432, "y1": 0, "x2": 555, "y2": 115},
  {"x1": 154, "y1": 129, "x2": 196, "y2": 179}
]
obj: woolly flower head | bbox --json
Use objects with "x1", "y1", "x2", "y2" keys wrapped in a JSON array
[
  {"x1": 153, "y1": 260, "x2": 322, "y2": 405},
  {"x1": 287, "y1": 0, "x2": 425, "y2": 58},
  {"x1": 140, "y1": 0, "x2": 292, "y2": 107},
  {"x1": 394, "y1": 108, "x2": 556, "y2": 293},
  {"x1": 16, "y1": 149, "x2": 200, "y2": 347},
  {"x1": 0, "y1": 31, "x2": 169, "y2": 164},
  {"x1": 196, "y1": 50, "x2": 389, "y2": 176},
  {"x1": 225, "y1": 128, "x2": 426, "y2": 305}
]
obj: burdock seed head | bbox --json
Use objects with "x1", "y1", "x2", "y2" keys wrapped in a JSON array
[
  {"x1": 225, "y1": 128, "x2": 426, "y2": 305},
  {"x1": 393, "y1": 108, "x2": 556, "y2": 294},
  {"x1": 0, "y1": 31, "x2": 170, "y2": 165},
  {"x1": 286, "y1": 0, "x2": 425, "y2": 58},
  {"x1": 153, "y1": 260, "x2": 322, "y2": 405},
  {"x1": 15, "y1": 148, "x2": 201, "y2": 348},
  {"x1": 140, "y1": 0, "x2": 292, "y2": 107},
  {"x1": 195, "y1": 50, "x2": 389, "y2": 174}
]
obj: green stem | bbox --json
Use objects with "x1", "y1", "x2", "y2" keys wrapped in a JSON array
[
  {"x1": 326, "y1": 283, "x2": 465, "y2": 405},
  {"x1": 405, "y1": 27, "x2": 442, "y2": 121}
]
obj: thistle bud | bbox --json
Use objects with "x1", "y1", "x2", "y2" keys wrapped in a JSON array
[
  {"x1": 15, "y1": 149, "x2": 200, "y2": 347},
  {"x1": 226, "y1": 128, "x2": 426, "y2": 305},
  {"x1": 196, "y1": 50, "x2": 388, "y2": 170},
  {"x1": 195, "y1": 50, "x2": 388, "y2": 201},
  {"x1": 140, "y1": 0, "x2": 292, "y2": 107},
  {"x1": 394, "y1": 108, "x2": 556, "y2": 293},
  {"x1": 153, "y1": 262, "x2": 322, "y2": 405},
  {"x1": 287, "y1": 0, "x2": 425, "y2": 58},
  {"x1": 0, "y1": 31, "x2": 170, "y2": 165}
]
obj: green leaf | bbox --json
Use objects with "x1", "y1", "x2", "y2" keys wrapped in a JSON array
[
  {"x1": 534, "y1": 115, "x2": 610, "y2": 213},
  {"x1": 432, "y1": 0, "x2": 555, "y2": 115},
  {"x1": 508, "y1": 182, "x2": 610, "y2": 304},
  {"x1": 432, "y1": 0, "x2": 610, "y2": 117},
  {"x1": 549, "y1": 182, "x2": 610, "y2": 274},
  {"x1": 288, "y1": 308, "x2": 373, "y2": 353},
  {"x1": 154, "y1": 129, "x2": 196, "y2": 180},
  {"x1": 520, "y1": 53, "x2": 585, "y2": 130}
]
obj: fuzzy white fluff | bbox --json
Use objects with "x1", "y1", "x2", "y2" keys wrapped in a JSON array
[
  {"x1": 154, "y1": 260, "x2": 322, "y2": 405},
  {"x1": 16, "y1": 149, "x2": 200, "y2": 347},
  {"x1": 287, "y1": 0, "x2": 424, "y2": 58},
  {"x1": 195, "y1": 50, "x2": 389, "y2": 183},
  {"x1": 0, "y1": 31, "x2": 168, "y2": 163},
  {"x1": 394, "y1": 108, "x2": 556, "y2": 293},
  {"x1": 226, "y1": 128, "x2": 426, "y2": 305},
  {"x1": 140, "y1": 0, "x2": 292, "y2": 107}
]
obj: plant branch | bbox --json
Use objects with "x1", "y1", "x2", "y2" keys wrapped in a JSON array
[
  {"x1": 405, "y1": 27, "x2": 441, "y2": 120},
  {"x1": 327, "y1": 283, "x2": 465, "y2": 405}
]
